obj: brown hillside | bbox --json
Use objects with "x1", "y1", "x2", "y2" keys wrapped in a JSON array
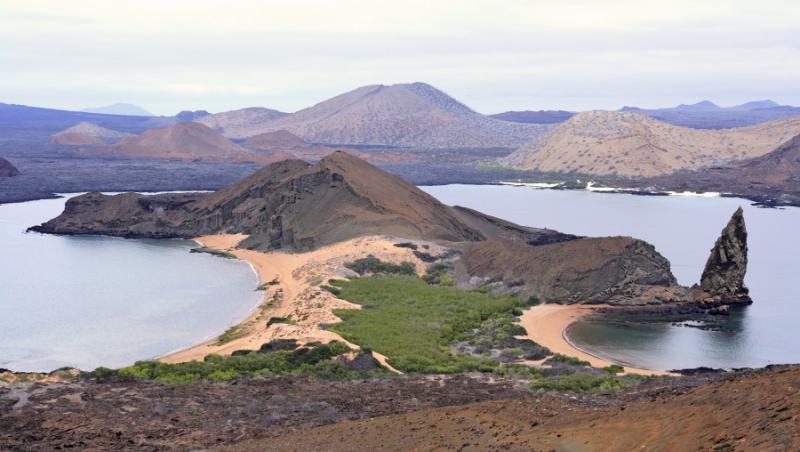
[
  {"x1": 502, "y1": 111, "x2": 800, "y2": 177},
  {"x1": 50, "y1": 132, "x2": 105, "y2": 146}
]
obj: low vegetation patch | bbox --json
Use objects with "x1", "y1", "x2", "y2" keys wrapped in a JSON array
[
  {"x1": 422, "y1": 262, "x2": 455, "y2": 286},
  {"x1": 544, "y1": 353, "x2": 591, "y2": 367},
  {"x1": 190, "y1": 247, "x2": 237, "y2": 259},
  {"x1": 267, "y1": 316, "x2": 296, "y2": 326},
  {"x1": 529, "y1": 373, "x2": 644, "y2": 393},
  {"x1": 87, "y1": 341, "x2": 377, "y2": 383},
  {"x1": 330, "y1": 275, "x2": 545, "y2": 373},
  {"x1": 454, "y1": 312, "x2": 550, "y2": 362},
  {"x1": 217, "y1": 325, "x2": 247, "y2": 345},
  {"x1": 345, "y1": 255, "x2": 416, "y2": 276}
]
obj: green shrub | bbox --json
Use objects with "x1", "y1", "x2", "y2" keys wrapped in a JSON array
[
  {"x1": 344, "y1": 255, "x2": 416, "y2": 276},
  {"x1": 87, "y1": 341, "x2": 368, "y2": 382},
  {"x1": 217, "y1": 325, "x2": 246, "y2": 345},
  {"x1": 190, "y1": 247, "x2": 237, "y2": 259},
  {"x1": 267, "y1": 316, "x2": 296, "y2": 326},
  {"x1": 545, "y1": 353, "x2": 591, "y2": 367},
  {"x1": 603, "y1": 364, "x2": 625, "y2": 374},
  {"x1": 529, "y1": 374, "x2": 644, "y2": 393}
]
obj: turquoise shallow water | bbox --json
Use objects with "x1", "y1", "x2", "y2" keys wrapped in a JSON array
[
  {"x1": 0, "y1": 195, "x2": 262, "y2": 372},
  {"x1": 422, "y1": 185, "x2": 800, "y2": 370}
]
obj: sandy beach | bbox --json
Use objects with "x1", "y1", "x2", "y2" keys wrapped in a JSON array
[
  {"x1": 519, "y1": 304, "x2": 671, "y2": 376},
  {"x1": 160, "y1": 234, "x2": 447, "y2": 372}
]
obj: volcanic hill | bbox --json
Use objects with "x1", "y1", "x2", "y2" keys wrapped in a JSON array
[
  {"x1": 76, "y1": 122, "x2": 275, "y2": 163},
  {"x1": 50, "y1": 122, "x2": 132, "y2": 145},
  {"x1": 502, "y1": 111, "x2": 800, "y2": 177},
  {"x1": 204, "y1": 83, "x2": 550, "y2": 148}
]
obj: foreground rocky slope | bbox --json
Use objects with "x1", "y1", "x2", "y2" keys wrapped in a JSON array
[
  {"x1": 503, "y1": 111, "x2": 800, "y2": 177},
  {"x1": 2, "y1": 366, "x2": 797, "y2": 450}
]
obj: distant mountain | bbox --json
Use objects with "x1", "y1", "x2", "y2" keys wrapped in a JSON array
[
  {"x1": 78, "y1": 122, "x2": 273, "y2": 163},
  {"x1": 674, "y1": 100, "x2": 720, "y2": 111},
  {"x1": 81, "y1": 103, "x2": 154, "y2": 117},
  {"x1": 196, "y1": 107, "x2": 288, "y2": 136},
  {"x1": 50, "y1": 122, "x2": 133, "y2": 146},
  {"x1": 489, "y1": 110, "x2": 575, "y2": 124},
  {"x1": 212, "y1": 83, "x2": 551, "y2": 148},
  {"x1": 620, "y1": 99, "x2": 800, "y2": 129},
  {"x1": 175, "y1": 110, "x2": 211, "y2": 122},
  {"x1": 0, "y1": 157, "x2": 19, "y2": 177},
  {"x1": 0, "y1": 102, "x2": 173, "y2": 152},
  {"x1": 501, "y1": 111, "x2": 800, "y2": 177}
]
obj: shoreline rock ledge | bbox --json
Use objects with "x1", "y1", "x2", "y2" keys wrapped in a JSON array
[{"x1": 699, "y1": 207, "x2": 751, "y2": 305}]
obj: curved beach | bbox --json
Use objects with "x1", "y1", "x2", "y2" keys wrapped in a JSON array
[{"x1": 519, "y1": 304, "x2": 671, "y2": 376}]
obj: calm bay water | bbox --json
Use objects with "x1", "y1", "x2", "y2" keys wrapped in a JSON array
[
  {"x1": 422, "y1": 185, "x2": 800, "y2": 370},
  {"x1": 0, "y1": 195, "x2": 261, "y2": 372}
]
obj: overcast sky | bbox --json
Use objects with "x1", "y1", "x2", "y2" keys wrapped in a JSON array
[{"x1": 2, "y1": 0, "x2": 799, "y2": 115}]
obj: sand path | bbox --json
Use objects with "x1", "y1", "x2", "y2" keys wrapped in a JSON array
[{"x1": 519, "y1": 304, "x2": 672, "y2": 376}]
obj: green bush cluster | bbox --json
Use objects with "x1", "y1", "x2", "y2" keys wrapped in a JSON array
[
  {"x1": 190, "y1": 247, "x2": 237, "y2": 259},
  {"x1": 422, "y1": 262, "x2": 454, "y2": 286},
  {"x1": 460, "y1": 312, "x2": 550, "y2": 361},
  {"x1": 344, "y1": 255, "x2": 416, "y2": 276},
  {"x1": 88, "y1": 341, "x2": 360, "y2": 383},
  {"x1": 545, "y1": 353, "x2": 591, "y2": 367},
  {"x1": 529, "y1": 373, "x2": 644, "y2": 393},
  {"x1": 330, "y1": 275, "x2": 533, "y2": 373}
]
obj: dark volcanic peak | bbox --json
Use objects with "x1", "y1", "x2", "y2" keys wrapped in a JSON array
[
  {"x1": 0, "y1": 157, "x2": 19, "y2": 177},
  {"x1": 700, "y1": 208, "x2": 750, "y2": 303},
  {"x1": 209, "y1": 82, "x2": 551, "y2": 148}
]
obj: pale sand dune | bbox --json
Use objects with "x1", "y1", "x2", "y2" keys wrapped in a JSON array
[
  {"x1": 519, "y1": 304, "x2": 671, "y2": 376},
  {"x1": 160, "y1": 234, "x2": 446, "y2": 373}
]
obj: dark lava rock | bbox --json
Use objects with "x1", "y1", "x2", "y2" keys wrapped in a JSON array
[
  {"x1": 700, "y1": 207, "x2": 751, "y2": 304},
  {"x1": 0, "y1": 158, "x2": 19, "y2": 177}
]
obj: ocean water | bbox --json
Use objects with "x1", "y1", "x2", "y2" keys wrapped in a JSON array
[
  {"x1": 422, "y1": 185, "x2": 800, "y2": 370},
  {"x1": 0, "y1": 195, "x2": 262, "y2": 372}
]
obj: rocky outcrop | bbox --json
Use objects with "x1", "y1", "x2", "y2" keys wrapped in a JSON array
[
  {"x1": 0, "y1": 158, "x2": 19, "y2": 177},
  {"x1": 699, "y1": 207, "x2": 751, "y2": 304}
]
